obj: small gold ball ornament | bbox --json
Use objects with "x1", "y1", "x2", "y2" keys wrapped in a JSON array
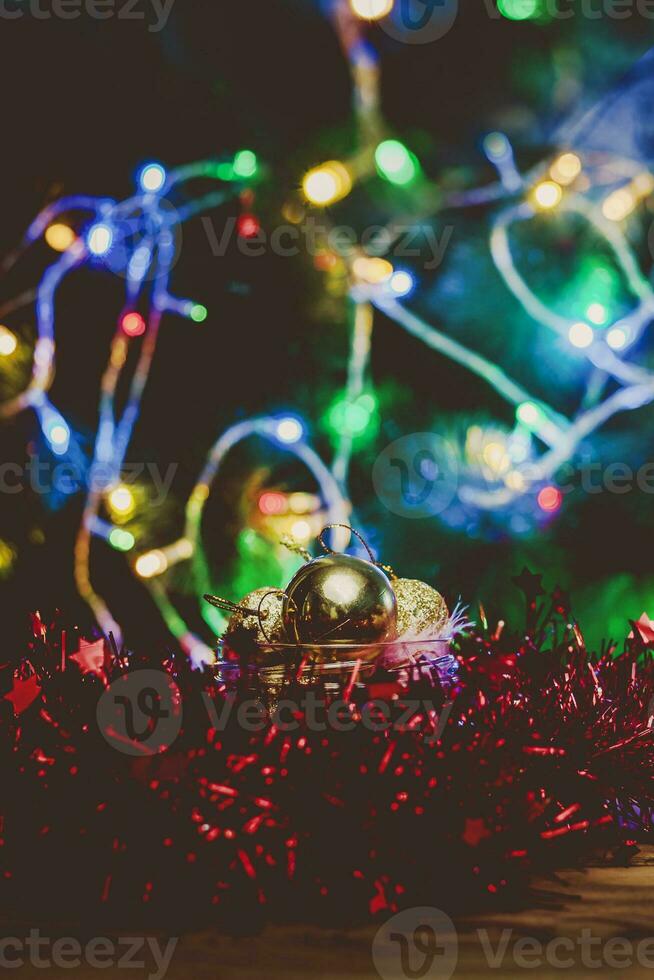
[
  {"x1": 394, "y1": 579, "x2": 449, "y2": 637},
  {"x1": 227, "y1": 588, "x2": 286, "y2": 644},
  {"x1": 282, "y1": 554, "x2": 398, "y2": 648}
]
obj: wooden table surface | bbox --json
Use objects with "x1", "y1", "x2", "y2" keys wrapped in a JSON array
[{"x1": 5, "y1": 847, "x2": 654, "y2": 978}]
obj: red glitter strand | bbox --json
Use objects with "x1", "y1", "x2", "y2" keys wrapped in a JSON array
[{"x1": 0, "y1": 589, "x2": 652, "y2": 926}]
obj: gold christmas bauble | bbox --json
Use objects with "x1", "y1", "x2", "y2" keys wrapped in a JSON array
[
  {"x1": 394, "y1": 578, "x2": 449, "y2": 637},
  {"x1": 227, "y1": 588, "x2": 286, "y2": 644},
  {"x1": 282, "y1": 554, "x2": 398, "y2": 647}
]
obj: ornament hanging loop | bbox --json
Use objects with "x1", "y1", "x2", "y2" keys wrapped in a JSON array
[
  {"x1": 318, "y1": 524, "x2": 396, "y2": 579},
  {"x1": 319, "y1": 524, "x2": 377, "y2": 563}
]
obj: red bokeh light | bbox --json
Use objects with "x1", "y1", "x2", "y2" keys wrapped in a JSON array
[
  {"x1": 121, "y1": 312, "x2": 146, "y2": 337},
  {"x1": 237, "y1": 214, "x2": 261, "y2": 239},
  {"x1": 537, "y1": 486, "x2": 563, "y2": 513},
  {"x1": 259, "y1": 492, "x2": 287, "y2": 516}
]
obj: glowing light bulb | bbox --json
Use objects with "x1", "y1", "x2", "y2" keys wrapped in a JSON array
[
  {"x1": 233, "y1": 150, "x2": 258, "y2": 179},
  {"x1": 275, "y1": 417, "x2": 304, "y2": 444},
  {"x1": 121, "y1": 312, "x2": 146, "y2": 337},
  {"x1": 516, "y1": 401, "x2": 542, "y2": 428},
  {"x1": 190, "y1": 304, "x2": 208, "y2": 323},
  {"x1": 633, "y1": 173, "x2": 654, "y2": 195},
  {"x1": 259, "y1": 492, "x2": 288, "y2": 516},
  {"x1": 497, "y1": 0, "x2": 540, "y2": 18},
  {"x1": 586, "y1": 302, "x2": 608, "y2": 326},
  {"x1": 48, "y1": 423, "x2": 70, "y2": 455},
  {"x1": 602, "y1": 188, "x2": 635, "y2": 222},
  {"x1": 138, "y1": 162, "x2": 166, "y2": 193},
  {"x1": 607, "y1": 326, "x2": 629, "y2": 350},
  {"x1": 550, "y1": 153, "x2": 581, "y2": 185},
  {"x1": 328, "y1": 394, "x2": 377, "y2": 438},
  {"x1": 352, "y1": 256, "x2": 394, "y2": 284},
  {"x1": 505, "y1": 471, "x2": 526, "y2": 492},
  {"x1": 375, "y1": 140, "x2": 419, "y2": 186},
  {"x1": 290, "y1": 519, "x2": 312, "y2": 543},
  {"x1": 237, "y1": 214, "x2": 261, "y2": 239},
  {"x1": 349, "y1": 0, "x2": 394, "y2": 19},
  {"x1": 45, "y1": 223, "x2": 76, "y2": 252},
  {"x1": 532, "y1": 181, "x2": 563, "y2": 210},
  {"x1": 389, "y1": 269, "x2": 415, "y2": 298},
  {"x1": 568, "y1": 321, "x2": 594, "y2": 348},
  {"x1": 109, "y1": 528, "x2": 135, "y2": 552},
  {"x1": 39, "y1": 401, "x2": 71, "y2": 455},
  {"x1": 0, "y1": 325, "x2": 17, "y2": 356},
  {"x1": 289, "y1": 492, "x2": 318, "y2": 514},
  {"x1": 108, "y1": 484, "x2": 135, "y2": 520},
  {"x1": 537, "y1": 485, "x2": 563, "y2": 513},
  {"x1": 87, "y1": 223, "x2": 113, "y2": 256},
  {"x1": 483, "y1": 132, "x2": 511, "y2": 162},
  {"x1": 302, "y1": 162, "x2": 352, "y2": 206},
  {"x1": 482, "y1": 441, "x2": 510, "y2": 474},
  {"x1": 0, "y1": 540, "x2": 16, "y2": 576},
  {"x1": 135, "y1": 550, "x2": 168, "y2": 579}
]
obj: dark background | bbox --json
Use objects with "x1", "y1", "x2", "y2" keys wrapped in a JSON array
[{"x1": 1, "y1": 1, "x2": 654, "y2": 654}]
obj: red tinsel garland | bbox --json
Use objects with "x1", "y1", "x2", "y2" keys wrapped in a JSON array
[{"x1": 1, "y1": 578, "x2": 653, "y2": 930}]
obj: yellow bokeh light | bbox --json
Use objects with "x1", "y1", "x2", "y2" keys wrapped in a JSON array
[
  {"x1": 0, "y1": 325, "x2": 17, "y2": 357},
  {"x1": 606, "y1": 326, "x2": 628, "y2": 350},
  {"x1": 602, "y1": 172, "x2": 654, "y2": 222},
  {"x1": 302, "y1": 162, "x2": 352, "y2": 206},
  {"x1": 568, "y1": 321, "x2": 594, "y2": 348},
  {"x1": 482, "y1": 441, "x2": 510, "y2": 475},
  {"x1": 289, "y1": 492, "x2": 319, "y2": 514},
  {"x1": 550, "y1": 153, "x2": 581, "y2": 185},
  {"x1": 350, "y1": 0, "x2": 394, "y2": 19},
  {"x1": 632, "y1": 173, "x2": 654, "y2": 196},
  {"x1": 290, "y1": 519, "x2": 312, "y2": 543},
  {"x1": 135, "y1": 550, "x2": 168, "y2": 579},
  {"x1": 505, "y1": 471, "x2": 526, "y2": 492},
  {"x1": 586, "y1": 303, "x2": 607, "y2": 326},
  {"x1": 281, "y1": 200, "x2": 305, "y2": 225},
  {"x1": 45, "y1": 223, "x2": 76, "y2": 252},
  {"x1": 602, "y1": 188, "x2": 635, "y2": 222},
  {"x1": 352, "y1": 256, "x2": 394, "y2": 284},
  {"x1": 465, "y1": 425, "x2": 483, "y2": 457},
  {"x1": 0, "y1": 539, "x2": 16, "y2": 576},
  {"x1": 108, "y1": 484, "x2": 135, "y2": 521},
  {"x1": 532, "y1": 181, "x2": 563, "y2": 210},
  {"x1": 168, "y1": 537, "x2": 194, "y2": 564}
]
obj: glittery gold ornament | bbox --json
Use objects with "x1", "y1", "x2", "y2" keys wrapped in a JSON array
[
  {"x1": 394, "y1": 579, "x2": 449, "y2": 637},
  {"x1": 227, "y1": 588, "x2": 286, "y2": 644},
  {"x1": 282, "y1": 554, "x2": 397, "y2": 648}
]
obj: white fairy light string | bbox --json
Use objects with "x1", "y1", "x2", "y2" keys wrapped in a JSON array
[{"x1": 312, "y1": 0, "x2": 654, "y2": 516}]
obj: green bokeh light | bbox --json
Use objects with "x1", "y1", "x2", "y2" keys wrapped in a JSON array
[
  {"x1": 497, "y1": 0, "x2": 541, "y2": 20},
  {"x1": 375, "y1": 140, "x2": 419, "y2": 186},
  {"x1": 109, "y1": 528, "x2": 135, "y2": 552},
  {"x1": 233, "y1": 150, "x2": 258, "y2": 179},
  {"x1": 326, "y1": 392, "x2": 379, "y2": 442},
  {"x1": 516, "y1": 401, "x2": 545, "y2": 428},
  {"x1": 190, "y1": 304, "x2": 208, "y2": 323}
]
